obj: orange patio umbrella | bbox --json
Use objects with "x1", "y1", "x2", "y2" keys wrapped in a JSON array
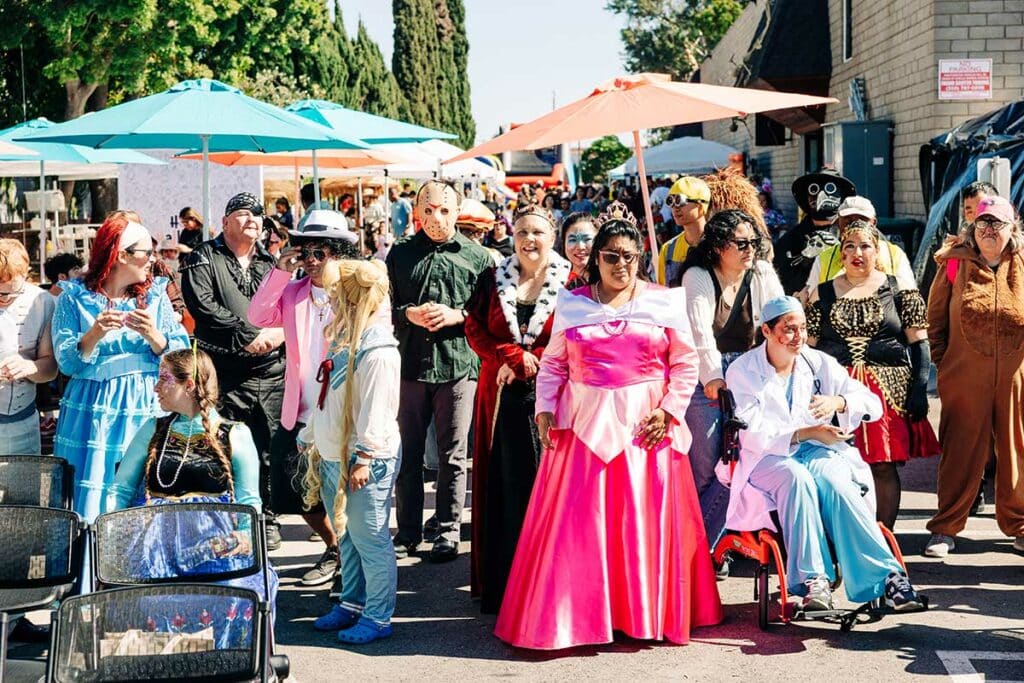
[
  {"x1": 176, "y1": 147, "x2": 406, "y2": 169},
  {"x1": 448, "y1": 73, "x2": 838, "y2": 250}
]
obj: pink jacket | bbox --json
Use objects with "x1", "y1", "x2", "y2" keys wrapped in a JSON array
[{"x1": 248, "y1": 268, "x2": 316, "y2": 430}]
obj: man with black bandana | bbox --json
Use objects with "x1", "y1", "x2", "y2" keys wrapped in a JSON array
[
  {"x1": 386, "y1": 180, "x2": 492, "y2": 563},
  {"x1": 773, "y1": 169, "x2": 856, "y2": 295},
  {"x1": 181, "y1": 192, "x2": 287, "y2": 549}
]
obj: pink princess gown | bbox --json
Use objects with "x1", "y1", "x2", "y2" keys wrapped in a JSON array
[{"x1": 495, "y1": 284, "x2": 723, "y2": 650}]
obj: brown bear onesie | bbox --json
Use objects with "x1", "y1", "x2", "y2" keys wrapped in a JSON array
[{"x1": 927, "y1": 243, "x2": 1024, "y2": 540}]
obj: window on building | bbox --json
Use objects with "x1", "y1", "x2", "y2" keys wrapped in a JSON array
[
  {"x1": 755, "y1": 114, "x2": 787, "y2": 147},
  {"x1": 843, "y1": 0, "x2": 853, "y2": 61},
  {"x1": 803, "y1": 131, "x2": 823, "y2": 173}
]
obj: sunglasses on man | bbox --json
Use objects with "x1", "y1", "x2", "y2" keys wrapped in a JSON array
[
  {"x1": 598, "y1": 249, "x2": 640, "y2": 265},
  {"x1": 665, "y1": 194, "x2": 705, "y2": 209},
  {"x1": 300, "y1": 247, "x2": 330, "y2": 261}
]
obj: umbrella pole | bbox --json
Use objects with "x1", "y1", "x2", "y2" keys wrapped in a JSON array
[
  {"x1": 201, "y1": 135, "x2": 211, "y2": 241},
  {"x1": 633, "y1": 130, "x2": 658, "y2": 253},
  {"x1": 312, "y1": 149, "x2": 321, "y2": 207},
  {"x1": 383, "y1": 169, "x2": 390, "y2": 234},
  {"x1": 294, "y1": 160, "x2": 301, "y2": 224},
  {"x1": 38, "y1": 161, "x2": 46, "y2": 283}
]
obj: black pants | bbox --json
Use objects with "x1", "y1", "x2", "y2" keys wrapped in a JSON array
[
  {"x1": 269, "y1": 421, "x2": 325, "y2": 515},
  {"x1": 215, "y1": 357, "x2": 285, "y2": 520}
]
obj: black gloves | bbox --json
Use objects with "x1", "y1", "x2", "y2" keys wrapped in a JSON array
[{"x1": 906, "y1": 339, "x2": 931, "y2": 422}]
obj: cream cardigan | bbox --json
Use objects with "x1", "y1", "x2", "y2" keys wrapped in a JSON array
[{"x1": 681, "y1": 260, "x2": 784, "y2": 386}]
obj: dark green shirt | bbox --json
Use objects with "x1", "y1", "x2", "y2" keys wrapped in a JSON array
[{"x1": 386, "y1": 230, "x2": 494, "y2": 383}]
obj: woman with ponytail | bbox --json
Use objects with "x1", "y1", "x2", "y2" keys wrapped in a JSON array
[
  {"x1": 52, "y1": 211, "x2": 189, "y2": 520},
  {"x1": 299, "y1": 258, "x2": 401, "y2": 645},
  {"x1": 103, "y1": 347, "x2": 279, "y2": 642}
]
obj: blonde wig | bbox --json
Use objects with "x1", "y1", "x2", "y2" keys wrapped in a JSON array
[{"x1": 301, "y1": 258, "x2": 391, "y2": 534}]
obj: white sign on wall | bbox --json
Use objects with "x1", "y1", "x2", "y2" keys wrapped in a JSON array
[{"x1": 938, "y1": 58, "x2": 993, "y2": 100}]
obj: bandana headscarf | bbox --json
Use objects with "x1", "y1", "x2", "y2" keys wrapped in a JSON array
[{"x1": 225, "y1": 192, "x2": 264, "y2": 217}]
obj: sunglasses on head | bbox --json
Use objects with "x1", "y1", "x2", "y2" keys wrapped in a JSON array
[
  {"x1": 598, "y1": 249, "x2": 640, "y2": 265},
  {"x1": 730, "y1": 237, "x2": 763, "y2": 252},
  {"x1": 300, "y1": 247, "x2": 330, "y2": 261},
  {"x1": 566, "y1": 233, "x2": 594, "y2": 246},
  {"x1": 665, "y1": 194, "x2": 702, "y2": 208}
]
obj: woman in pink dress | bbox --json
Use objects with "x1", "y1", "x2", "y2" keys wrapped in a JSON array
[{"x1": 495, "y1": 214, "x2": 723, "y2": 650}]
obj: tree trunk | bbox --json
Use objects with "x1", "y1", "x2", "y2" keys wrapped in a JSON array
[
  {"x1": 60, "y1": 80, "x2": 101, "y2": 214},
  {"x1": 85, "y1": 85, "x2": 116, "y2": 221}
]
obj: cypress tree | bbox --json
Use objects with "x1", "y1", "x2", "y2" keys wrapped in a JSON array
[
  {"x1": 446, "y1": 0, "x2": 475, "y2": 147},
  {"x1": 393, "y1": 0, "x2": 442, "y2": 129},
  {"x1": 349, "y1": 21, "x2": 402, "y2": 118}
]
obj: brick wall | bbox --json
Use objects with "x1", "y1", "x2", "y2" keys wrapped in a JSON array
[{"x1": 700, "y1": 0, "x2": 1024, "y2": 222}]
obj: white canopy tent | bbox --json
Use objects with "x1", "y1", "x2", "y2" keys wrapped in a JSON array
[{"x1": 608, "y1": 136, "x2": 739, "y2": 178}]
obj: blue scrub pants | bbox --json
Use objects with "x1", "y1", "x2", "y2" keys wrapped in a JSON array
[{"x1": 747, "y1": 442, "x2": 903, "y2": 603}]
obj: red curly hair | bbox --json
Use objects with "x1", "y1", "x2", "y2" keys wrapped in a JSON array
[{"x1": 84, "y1": 211, "x2": 152, "y2": 309}]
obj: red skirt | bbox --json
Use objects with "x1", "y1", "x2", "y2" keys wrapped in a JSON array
[{"x1": 848, "y1": 368, "x2": 940, "y2": 464}]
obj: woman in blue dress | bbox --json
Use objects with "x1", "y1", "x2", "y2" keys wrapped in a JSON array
[
  {"x1": 105, "y1": 347, "x2": 279, "y2": 647},
  {"x1": 52, "y1": 213, "x2": 189, "y2": 520}
]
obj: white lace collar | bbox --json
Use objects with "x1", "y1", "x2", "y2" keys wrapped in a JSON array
[{"x1": 495, "y1": 253, "x2": 571, "y2": 348}]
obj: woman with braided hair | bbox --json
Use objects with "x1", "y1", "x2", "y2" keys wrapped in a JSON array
[
  {"x1": 104, "y1": 347, "x2": 278, "y2": 644},
  {"x1": 299, "y1": 258, "x2": 402, "y2": 645}
]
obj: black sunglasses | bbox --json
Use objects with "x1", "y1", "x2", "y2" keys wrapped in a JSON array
[
  {"x1": 730, "y1": 237, "x2": 763, "y2": 252},
  {"x1": 301, "y1": 247, "x2": 330, "y2": 261},
  {"x1": 598, "y1": 249, "x2": 640, "y2": 265}
]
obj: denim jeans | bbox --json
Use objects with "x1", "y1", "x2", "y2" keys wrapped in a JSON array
[
  {"x1": 320, "y1": 448, "x2": 400, "y2": 626},
  {"x1": 0, "y1": 412, "x2": 41, "y2": 455},
  {"x1": 684, "y1": 352, "x2": 742, "y2": 549}
]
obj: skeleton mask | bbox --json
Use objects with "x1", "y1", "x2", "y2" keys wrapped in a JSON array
[{"x1": 414, "y1": 181, "x2": 461, "y2": 243}]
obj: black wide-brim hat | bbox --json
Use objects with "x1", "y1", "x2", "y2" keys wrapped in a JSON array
[{"x1": 791, "y1": 169, "x2": 856, "y2": 214}]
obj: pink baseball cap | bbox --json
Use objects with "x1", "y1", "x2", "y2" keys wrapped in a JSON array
[{"x1": 975, "y1": 196, "x2": 1017, "y2": 223}]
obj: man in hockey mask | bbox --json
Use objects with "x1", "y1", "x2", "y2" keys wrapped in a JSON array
[{"x1": 773, "y1": 168, "x2": 856, "y2": 295}]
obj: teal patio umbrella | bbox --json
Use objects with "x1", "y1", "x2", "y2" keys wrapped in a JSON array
[
  {"x1": 1, "y1": 118, "x2": 163, "y2": 277},
  {"x1": 15, "y1": 79, "x2": 369, "y2": 237},
  {"x1": 286, "y1": 99, "x2": 456, "y2": 219}
]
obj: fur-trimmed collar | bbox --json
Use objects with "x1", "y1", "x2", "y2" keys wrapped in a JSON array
[{"x1": 495, "y1": 253, "x2": 571, "y2": 348}]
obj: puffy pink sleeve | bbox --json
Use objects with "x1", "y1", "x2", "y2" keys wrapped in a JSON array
[
  {"x1": 534, "y1": 328, "x2": 569, "y2": 417},
  {"x1": 247, "y1": 268, "x2": 290, "y2": 328},
  {"x1": 658, "y1": 324, "x2": 699, "y2": 424}
]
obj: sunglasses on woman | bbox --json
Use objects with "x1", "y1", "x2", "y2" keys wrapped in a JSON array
[
  {"x1": 598, "y1": 249, "x2": 640, "y2": 265},
  {"x1": 975, "y1": 218, "x2": 1008, "y2": 233},
  {"x1": 730, "y1": 237, "x2": 763, "y2": 252},
  {"x1": 566, "y1": 234, "x2": 594, "y2": 247}
]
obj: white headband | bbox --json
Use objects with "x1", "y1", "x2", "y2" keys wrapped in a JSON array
[{"x1": 119, "y1": 221, "x2": 153, "y2": 251}]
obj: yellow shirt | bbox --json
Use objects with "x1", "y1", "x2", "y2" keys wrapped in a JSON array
[{"x1": 656, "y1": 235, "x2": 692, "y2": 286}]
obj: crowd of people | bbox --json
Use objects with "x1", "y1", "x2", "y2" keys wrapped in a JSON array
[{"x1": 1, "y1": 166, "x2": 1022, "y2": 652}]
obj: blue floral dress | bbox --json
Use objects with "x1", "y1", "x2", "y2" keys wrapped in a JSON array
[{"x1": 51, "y1": 277, "x2": 188, "y2": 520}]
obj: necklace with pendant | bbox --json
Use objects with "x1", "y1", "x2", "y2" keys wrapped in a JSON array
[
  {"x1": 593, "y1": 280, "x2": 637, "y2": 336},
  {"x1": 155, "y1": 417, "x2": 198, "y2": 489},
  {"x1": 310, "y1": 290, "x2": 331, "y2": 322}
]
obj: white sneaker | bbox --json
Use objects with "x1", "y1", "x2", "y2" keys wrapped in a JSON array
[
  {"x1": 1013, "y1": 536, "x2": 1024, "y2": 553},
  {"x1": 801, "y1": 576, "x2": 833, "y2": 611},
  {"x1": 924, "y1": 534, "x2": 955, "y2": 558}
]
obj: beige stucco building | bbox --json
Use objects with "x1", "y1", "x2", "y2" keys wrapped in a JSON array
[{"x1": 700, "y1": 0, "x2": 1024, "y2": 222}]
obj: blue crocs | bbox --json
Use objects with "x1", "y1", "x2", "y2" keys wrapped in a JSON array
[
  {"x1": 313, "y1": 604, "x2": 360, "y2": 632},
  {"x1": 337, "y1": 617, "x2": 393, "y2": 645}
]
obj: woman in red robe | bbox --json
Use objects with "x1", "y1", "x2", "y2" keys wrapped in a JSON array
[{"x1": 466, "y1": 205, "x2": 571, "y2": 613}]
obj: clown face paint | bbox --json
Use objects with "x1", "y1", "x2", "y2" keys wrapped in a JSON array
[{"x1": 415, "y1": 182, "x2": 461, "y2": 243}]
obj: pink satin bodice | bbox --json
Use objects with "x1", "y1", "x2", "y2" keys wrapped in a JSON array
[{"x1": 565, "y1": 322, "x2": 672, "y2": 388}]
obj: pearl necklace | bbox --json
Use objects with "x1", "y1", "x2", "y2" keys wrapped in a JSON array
[{"x1": 155, "y1": 417, "x2": 198, "y2": 489}]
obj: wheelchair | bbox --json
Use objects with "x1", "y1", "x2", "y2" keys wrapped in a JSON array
[{"x1": 712, "y1": 390, "x2": 928, "y2": 632}]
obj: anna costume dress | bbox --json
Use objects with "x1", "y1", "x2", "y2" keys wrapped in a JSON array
[
  {"x1": 806, "y1": 276, "x2": 939, "y2": 463},
  {"x1": 465, "y1": 254, "x2": 570, "y2": 613},
  {"x1": 495, "y1": 284, "x2": 723, "y2": 650},
  {"x1": 105, "y1": 411, "x2": 279, "y2": 648}
]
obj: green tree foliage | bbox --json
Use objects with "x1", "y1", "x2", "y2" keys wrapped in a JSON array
[
  {"x1": 392, "y1": 0, "x2": 475, "y2": 147},
  {"x1": 606, "y1": 0, "x2": 749, "y2": 81},
  {"x1": 580, "y1": 135, "x2": 632, "y2": 183}
]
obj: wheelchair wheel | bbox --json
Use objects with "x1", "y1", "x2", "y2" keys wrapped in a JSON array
[{"x1": 757, "y1": 566, "x2": 770, "y2": 630}]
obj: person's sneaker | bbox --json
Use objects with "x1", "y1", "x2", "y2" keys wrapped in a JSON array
[
  {"x1": 801, "y1": 576, "x2": 833, "y2": 611},
  {"x1": 1013, "y1": 536, "x2": 1024, "y2": 553},
  {"x1": 715, "y1": 558, "x2": 730, "y2": 582},
  {"x1": 301, "y1": 546, "x2": 340, "y2": 587},
  {"x1": 313, "y1": 604, "x2": 360, "y2": 632},
  {"x1": 884, "y1": 572, "x2": 924, "y2": 611},
  {"x1": 265, "y1": 524, "x2": 282, "y2": 552},
  {"x1": 422, "y1": 515, "x2": 441, "y2": 543},
  {"x1": 308, "y1": 530, "x2": 322, "y2": 542},
  {"x1": 924, "y1": 533, "x2": 955, "y2": 558},
  {"x1": 392, "y1": 535, "x2": 420, "y2": 559}
]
